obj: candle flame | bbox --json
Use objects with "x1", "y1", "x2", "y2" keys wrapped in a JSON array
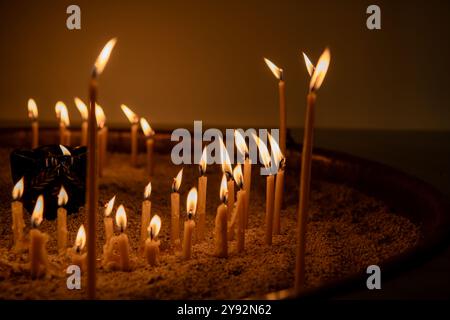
[
  {"x1": 309, "y1": 47, "x2": 331, "y2": 92},
  {"x1": 172, "y1": 168, "x2": 183, "y2": 192},
  {"x1": 27, "y1": 99, "x2": 38, "y2": 120},
  {"x1": 220, "y1": 174, "x2": 228, "y2": 203},
  {"x1": 12, "y1": 177, "x2": 24, "y2": 200},
  {"x1": 252, "y1": 133, "x2": 271, "y2": 169},
  {"x1": 199, "y1": 147, "x2": 207, "y2": 175},
  {"x1": 144, "y1": 181, "x2": 152, "y2": 199},
  {"x1": 186, "y1": 187, "x2": 198, "y2": 216},
  {"x1": 148, "y1": 214, "x2": 161, "y2": 239},
  {"x1": 74, "y1": 97, "x2": 88, "y2": 121},
  {"x1": 57, "y1": 185, "x2": 69, "y2": 206},
  {"x1": 104, "y1": 195, "x2": 116, "y2": 217},
  {"x1": 219, "y1": 137, "x2": 232, "y2": 177},
  {"x1": 75, "y1": 224, "x2": 86, "y2": 251},
  {"x1": 59, "y1": 145, "x2": 71, "y2": 156},
  {"x1": 268, "y1": 133, "x2": 285, "y2": 170},
  {"x1": 140, "y1": 117, "x2": 154, "y2": 137},
  {"x1": 121, "y1": 104, "x2": 139, "y2": 124},
  {"x1": 94, "y1": 38, "x2": 117, "y2": 75},
  {"x1": 233, "y1": 164, "x2": 244, "y2": 189},
  {"x1": 31, "y1": 195, "x2": 44, "y2": 227},
  {"x1": 55, "y1": 101, "x2": 70, "y2": 126},
  {"x1": 115, "y1": 204, "x2": 127, "y2": 232},
  {"x1": 264, "y1": 58, "x2": 282, "y2": 80},
  {"x1": 95, "y1": 104, "x2": 106, "y2": 128},
  {"x1": 234, "y1": 130, "x2": 249, "y2": 158},
  {"x1": 302, "y1": 52, "x2": 315, "y2": 77}
]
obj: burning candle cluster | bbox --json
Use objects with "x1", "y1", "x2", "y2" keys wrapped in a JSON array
[{"x1": 14, "y1": 38, "x2": 331, "y2": 298}]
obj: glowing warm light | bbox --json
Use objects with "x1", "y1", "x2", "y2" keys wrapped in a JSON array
[
  {"x1": 199, "y1": 147, "x2": 207, "y2": 175},
  {"x1": 27, "y1": 99, "x2": 38, "y2": 120},
  {"x1": 75, "y1": 225, "x2": 86, "y2": 251},
  {"x1": 186, "y1": 187, "x2": 198, "y2": 215},
  {"x1": 252, "y1": 133, "x2": 271, "y2": 169},
  {"x1": 57, "y1": 185, "x2": 69, "y2": 207},
  {"x1": 172, "y1": 168, "x2": 183, "y2": 192},
  {"x1": 309, "y1": 47, "x2": 331, "y2": 91},
  {"x1": 95, "y1": 104, "x2": 106, "y2": 128},
  {"x1": 144, "y1": 181, "x2": 152, "y2": 199},
  {"x1": 31, "y1": 195, "x2": 44, "y2": 227},
  {"x1": 55, "y1": 101, "x2": 70, "y2": 126},
  {"x1": 234, "y1": 130, "x2": 249, "y2": 158},
  {"x1": 140, "y1": 117, "x2": 154, "y2": 137},
  {"x1": 264, "y1": 58, "x2": 282, "y2": 80},
  {"x1": 94, "y1": 38, "x2": 117, "y2": 75},
  {"x1": 121, "y1": 104, "x2": 139, "y2": 124},
  {"x1": 220, "y1": 174, "x2": 228, "y2": 203},
  {"x1": 233, "y1": 164, "x2": 244, "y2": 189},
  {"x1": 302, "y1": 52, "x2": 315, "y2": 77},
  {"x1": 148, "y1": 214, "x2": 161, "y2": 239},
  {"x1": 115, "y1": 204, "x2": 127, "y2": 232},
  {"x1": 59, "y1": 145, "x2": 71, "y2": 156},
  {"x1": 12, "y1": 177, "x2": 24, "y2": 200},
  {"x1": 104, "y1": 195, "x2": 116, "y2": 217},
  {"x1": 74, "y1": 97, "x2": 88, "y2": 120},
  {"x1": 219, "y1": 138, "x2": 232, "y2": 177},
  {"x1": 268, "y1": 133, "x2": 285, "y2": 170}
]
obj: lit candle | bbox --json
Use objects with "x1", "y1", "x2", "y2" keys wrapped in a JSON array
[
  {"x1": 121, "y1": 104, "x2": 140, "y2": 167},
  {"x1": 253, "y1": 133, "x2": 275, "y2": 246},
  {"x1": 57, "y1": 185, "x2": 69, "y2": 254},
  {"x1": 268, "y1": 133, "x2": 285, "y2": 235},
  {"x1": 182, "y1": 187, "x2": 197, "y2": 260},
  {"x1": 171, "y1": 168, "x2": 183, "y2": 248},
  {"x1": 74, "y1": 97, "x2": 88, "y2": 146},
  {"x1": 87, "y1": 38, "x2": 117, "y2": 298},
  {"x1": 264, "y1": 58, "x2": 286, "y2": 155},
  {"x1": 140, "y1": 182, "x2": 152, "y2": 253},
  {"x1": 95, "y1": 104, "x2": 107, "y2": 177},
  {"x1": 69, "y1": 225, "x2": 87, "y2": 271},
  {"x1": 219, "y1": 138, "x2": 234, "y2": 222},
  {"x1": 103, "y1": 195, "x2": 116, "y2": 244},
  {"x1": 234, "y1": 130, "x2": 251, "y2": 229},
  {"x1": 55, "y1": 101, "x2": 71, "y2": 146},
  {"x1": 144, "y1": 214, "x2": 161, "y2": 266},
  {"x1": 233, "y1": 164, "x2": 246, "y2": 253},
  {"x1": 214, "y1": 174, "x2": 228, "y2": 258},
  {"x1": 197, "y1": 147, "x2": 208, "y2": 241},
  {"x1": 140, "y1": 117, "x2": 155, "y2": 176},
  {"x1": 108, "y1": 204, "x2": 131, "y2": 271},
  {"x1": 29, "y1": 195, "x2": 48, "y2": 279},
  {"x1": 295, "y1": 48, "x2": 331, "y2": 291},
  {"x1": 11, "y1": 177, "x2": 25, "y2": 250},
  {"x1": 27, "y1": 99, "x2": 39, "y2": 149}
]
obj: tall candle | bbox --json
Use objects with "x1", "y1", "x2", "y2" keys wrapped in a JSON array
[
  {"x1": 75, "y1": 97, "x2": 88, "y2": 146},
  {"x1": 268, "y1": 133, "x2": 285, "y2": 235},
  {"x1": 214, "y1": 174, "x2": 228, "y2": 258},
  {"x1": 70, "y1": 225, "x2": 87, "y2": 271},
  {"x1": 103, "y1": 195, "x2": 115, "y2": 244},
  {"x1": 171, "y1": 168, "x2": 183, "y2": 248},
  {"x1": 27, "y1": 99, "x2": 39, "y2": 149},
  {"x1": 197, "y1": 147, "x2": 208, "y2": 241},
  {"x1": 219, "y1": 138, "x2": 234, "y2": 221},
  {"x1": 55, "y1": 101, "x2": 70, "y2": 145},
  {"x1": 11, "y1": 177, "x2": 25, "y2": 250},
  {"x1": 182, "y1": 187, "x2": 197, "y2": 260},
  {"x1": 140, "y1": 117, "x2": 155, "y2": 177},
  {"x1": 234, "y1": 130, "x2": 252, "y2": 229},
  {"x1": 121, "y1": 104, "x2": 140, "y2": 167},
  {"x1": 29, "y1": 195, "x2": 48, "y2": 279},
  {"x1": 295, "y1": 48, "x2": 331, "y2": 291},
  {"x1": 57, "y1": 185, "x2": 69, "y2": 254},
  {"x1": 233, "y1": 165, "x2": 246, "y2": 253},
  {"x1": 144, "y1": 215, "x2": 161, "y2": 266},
  {"x1": 264, "y1": 58, "x2": 286, "y2": 155},
  {"x1": 95, "y1": 104, "x2": 107, "y2": 177},
  {"x1": 87, "y1": 37, "x2": 117, "y2": 298},
  {"x1": 140, "y1": 182, "x2": 152, "y2": 253}
]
